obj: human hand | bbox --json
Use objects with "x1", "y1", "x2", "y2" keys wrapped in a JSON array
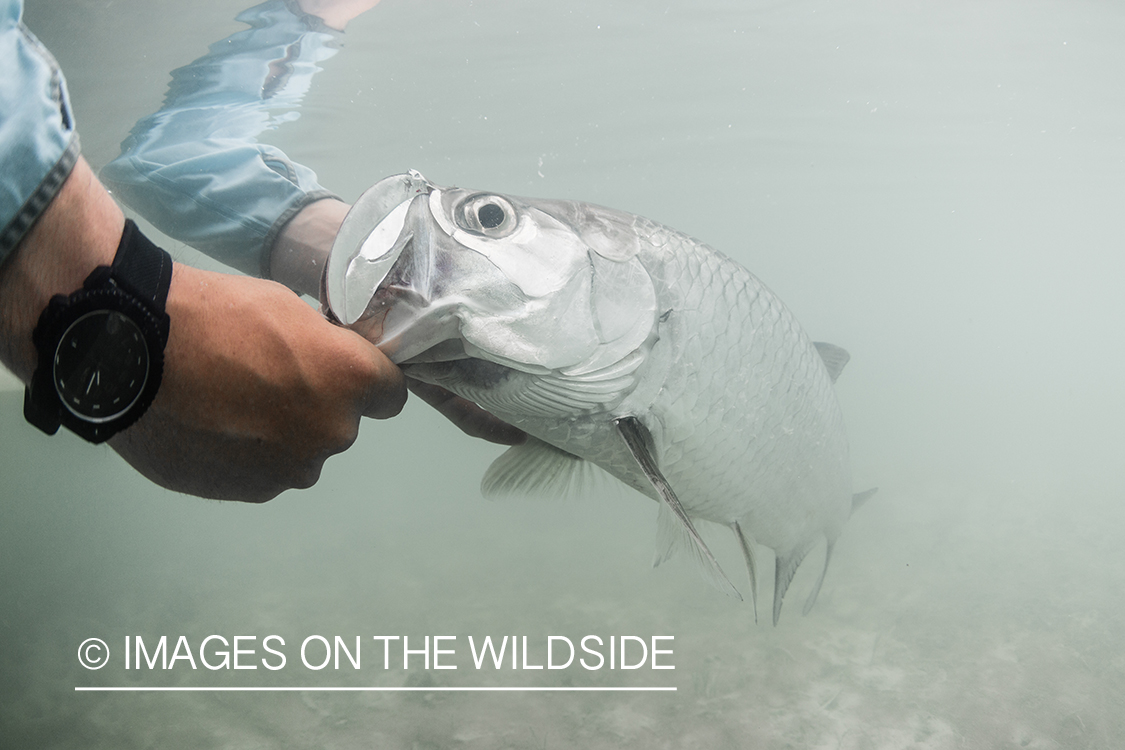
[
  {"x1": 0, "y1": 159, "x2": 405, "y2": 502},
  {"x1": 297, "y1": 0, "x2": 382, "y2": 30},
  {"x1": 272, "y1": 199, "x2": 527, "y2": 448},
  {"x1": 109, "y1": 265, "x2": 406, "y2": 501}
]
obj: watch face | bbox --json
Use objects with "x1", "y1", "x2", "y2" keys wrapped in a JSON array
[{"x1": 52, "y1": 310, "x2": 150, "y2": 423}]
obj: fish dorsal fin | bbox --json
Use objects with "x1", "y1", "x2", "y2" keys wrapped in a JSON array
[
  {"x1": 731, "y1": 522, "x2": 759, "y2": 624},
  {"x1": 772, "y1": 546, "x2": 811, "y2": 626},
  {"x1": 615, "y1": 416, "x2": 742, "y2": 601},
  {"x1": 801, "y1": 537, "x2": 836, "y2": 617},
  {"x1": 851, "y1": 487, "x2": 878, "y2": 513},
  {"x1": 813, "y1": 342, "x2": 850, "y2": 383},
  {"x1": 480, "y1": 438, "x2": 602, "y2": 500}
]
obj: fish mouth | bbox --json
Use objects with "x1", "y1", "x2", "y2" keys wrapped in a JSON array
[
  {"x1": 322, "y1": 170, "x2": 435, "y2": 326},
  {"x1": 337, "y1": 242, "x2": 462, "y2": 363},
  {"x1": 323, "y1": 170, "x2": 471, "y2": 364},
  {"x1": 342, "y1": 281, "x2": 427, "y2": 345}
]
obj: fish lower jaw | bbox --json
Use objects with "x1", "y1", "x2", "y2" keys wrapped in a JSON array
[{"x1": 396, "y1": 338, "x2": 471, "y2": 366}]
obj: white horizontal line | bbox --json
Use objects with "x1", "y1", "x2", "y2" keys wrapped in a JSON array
[{"x1": 75, "y1": 686, "x2": 676, "y2": 692}]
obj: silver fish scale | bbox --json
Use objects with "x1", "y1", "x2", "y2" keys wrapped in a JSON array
[{"x1": 631, "y1": 218, "x2": 852, "y2": 558}]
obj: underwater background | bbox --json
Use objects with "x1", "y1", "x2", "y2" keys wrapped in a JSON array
[{"x1": 2, "y1": 0, "x2": 1124, "y2": 747}]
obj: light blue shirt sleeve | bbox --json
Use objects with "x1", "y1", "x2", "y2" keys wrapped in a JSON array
[
  {"x1": 0, "y1": 0, "x2": 80, "y2": 266},
  {"x1": 100, "y1": 1, "x2": 343, "y2": 278}
]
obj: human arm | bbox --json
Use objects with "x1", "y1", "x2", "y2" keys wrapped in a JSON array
[
  {"x1": 0, "y1": 157, "x2": 407, "y2": 501},
  {"x1": 97, "y1": 0, "x2": 525, "y2": 447}
]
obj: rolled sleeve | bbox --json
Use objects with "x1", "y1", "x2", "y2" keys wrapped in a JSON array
[
  {"x1": 0, "y1": 0, "x2": 80, "y2": 265},
  {"x1": 101, "y1": 0, "x2": 342, "y2": 277}
]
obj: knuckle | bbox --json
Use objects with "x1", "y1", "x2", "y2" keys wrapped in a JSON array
[
  {"x1": 276, "y1": 449, "x2": 329, "y2": 492},
  {"x1": 242, "y1": 488, "x2": 281, "y2": 504},
  {"x1": 369, "y1": 385, "x2": 407, "y2": 419},
  {"x1": 288, "y1": 464, "x2": 323, "y2": 491},
  {"x1": 327, "y1": 418, "x2": 362, "y2": 452},
  {"x1": 303, "y1": 414, "x2": 360, "y2": 463}
]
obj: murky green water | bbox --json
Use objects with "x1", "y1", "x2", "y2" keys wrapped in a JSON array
[{"x1": 3, "y1": 0, "x2": 1124, "y2": 747}]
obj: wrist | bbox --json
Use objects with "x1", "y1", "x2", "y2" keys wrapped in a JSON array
[
  {"x1": 296, "y1": 0, "x2": 382, "y2": 31},
  {"x1": 0, "y1": 158, "x2": 123, "y2": 382},
  {"x1": 268, "y1": 198, "x2": 349, "y2": 297}
]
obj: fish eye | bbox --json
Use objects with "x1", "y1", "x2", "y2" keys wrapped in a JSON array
[
  {"x1": 456, "y1": 194, "x2": 517, "y2": 237},
  {"x1": 478, "y1": 202, "x2": 504, "y2": 228}
]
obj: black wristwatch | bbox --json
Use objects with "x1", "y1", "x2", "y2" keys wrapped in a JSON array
[{"x1": 24, "y1": 219, "x2": 173, "y2": 443}]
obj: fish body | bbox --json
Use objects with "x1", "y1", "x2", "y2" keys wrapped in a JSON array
[{"x1": 324, "y1": 172, "x2": 858, "y2": 623}]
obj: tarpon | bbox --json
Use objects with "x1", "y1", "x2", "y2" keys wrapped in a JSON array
[{"x1": 323, "y1": 171, "x2": 871, "y2": 624}]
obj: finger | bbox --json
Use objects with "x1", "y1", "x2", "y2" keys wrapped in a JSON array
[
  {"x1": 407, "y1": 379, "x2": 527, "y2": 446},
  {"x1": 319, "y1": 323, "x2": 407, "y2": 420},
  {"x1": 357, "y1": 339, "x2": 407, "y2": 419}
]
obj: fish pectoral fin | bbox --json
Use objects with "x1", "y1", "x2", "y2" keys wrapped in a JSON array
[
  {"x1": 653, "y1": 504, "x2": 743, "y2": 602},
  {"x1": 653, "y1": 502, "x2": 678, "y2": 568},
  {"x1": 773, "y1": 546, "x2": 812, "y2": 626},
  {"x1": 851, "y1": 487, "x2": 878, "y2": 514},
  {"x1": 813, "y1": 342, "x2": 850, "y2": 383},
  {"x1": 731, "y1": 522, "x2": 759, "y2": 624},
  {"x1": 615, "y1": 416, "x2": 741, "y2": 601},
  {"x1": 480, "y1": 437, "x2": 602, "y2": 500}
]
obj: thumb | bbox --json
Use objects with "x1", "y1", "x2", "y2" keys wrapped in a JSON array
[
  {"x1": 323, "y1": 324, "x2": 406, "y2": 420},
  {"x1": 358, "y1": 338, "x2": 407, "y2": 419}
]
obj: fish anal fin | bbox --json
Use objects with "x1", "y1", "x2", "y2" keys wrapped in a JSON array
[
  {"x1": 615, "y1": 416, "x2": 741, "y2": 601},
  {"x1": 731, "y1": 522, "x2": 759, "y2": 624},
  {"x1": 480, "y1": 437, "x2": 599, "y2": 500},
  {"x1": 773, "y1": 546, "x2": 811, "y2": 626},
  {"x1": 802, "y1": 538, "x2": 836, "y2": 617},
  {"x1": 813, "y1": 342, "x2": 850, "y2": 383}
]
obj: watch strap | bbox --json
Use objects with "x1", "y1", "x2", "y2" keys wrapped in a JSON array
[{"x1": 108, "y1": 219, "x2": 173, "y2": 311}]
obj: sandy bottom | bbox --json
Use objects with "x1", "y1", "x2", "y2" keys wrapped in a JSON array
[{"x1": 1, "y1": 391, "x2": 1121, "y2": 749}]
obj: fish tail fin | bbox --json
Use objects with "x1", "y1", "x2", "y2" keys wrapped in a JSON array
[
  {"x1": 731, "y1": 522, "x2": 759, "y2": 624},
  {"x1": 801, "y1": 537, "x2": 836, "y2": 617}
]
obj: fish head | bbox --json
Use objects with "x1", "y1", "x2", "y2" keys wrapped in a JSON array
[{"x1": 323, "y1": 171, "x2": 658, "y2": 374}]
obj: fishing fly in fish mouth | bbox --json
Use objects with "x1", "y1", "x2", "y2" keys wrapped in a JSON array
[{"x1": 322, "y1": 170, "x2": 874, "y2": 625}]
